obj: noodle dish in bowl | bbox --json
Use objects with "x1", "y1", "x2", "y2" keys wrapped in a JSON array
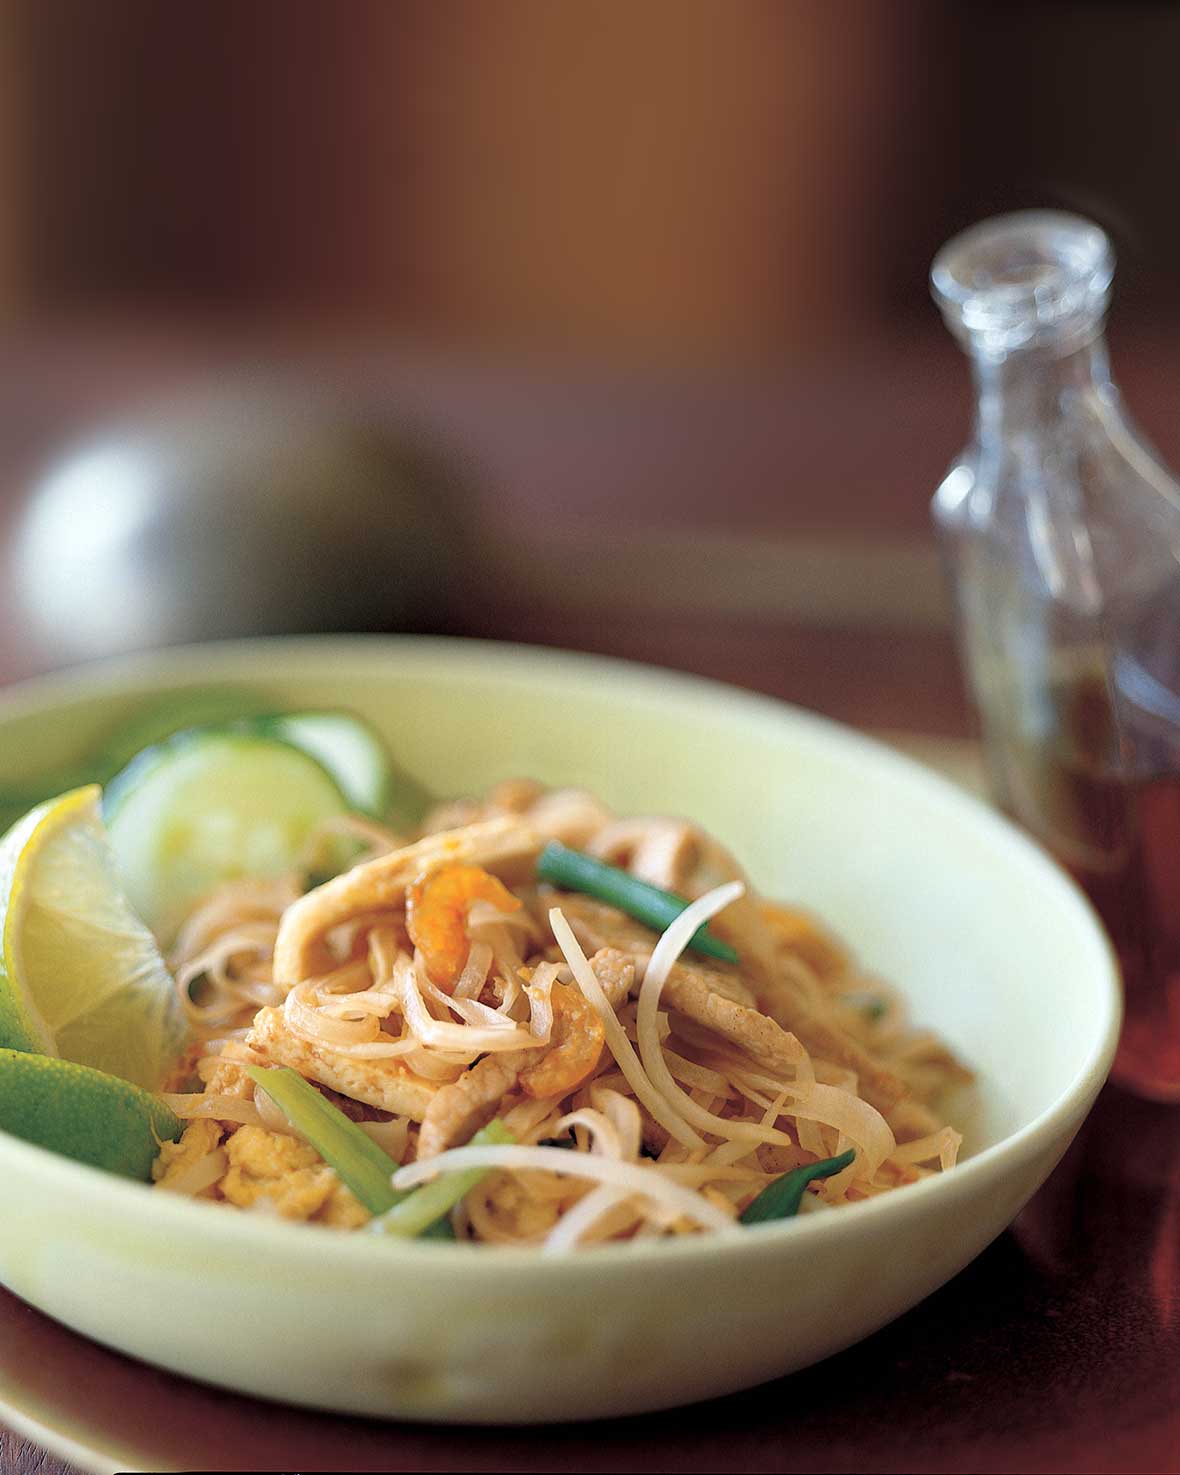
[{"x1": 0, "y1": 637, "x2": 1120, "y2": 1421}]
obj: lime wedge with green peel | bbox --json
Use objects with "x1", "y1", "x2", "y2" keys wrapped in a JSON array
[
  {"x1": 0, "y1": 1047, "x2": 181, "y2": 1180},
  {"x1": 0, "y1": 786, "x2": 188, "y2": 1088}
]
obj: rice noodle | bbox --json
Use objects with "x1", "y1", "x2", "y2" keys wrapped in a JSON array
[
  {"x1": 173, "y1": 921, "x2": 283, "y2": 1034},
  {"x1": 706, "y1": 1089, "x2": 792, "y2": 1169},
  {"x1": 550, "y1": 908, "x2": 704, "y2": 1150},
  {"x1": 400, "y1": 1046, "x2": 473, "y2": 1080},
  {"x1": 657, "y1": 1163, "x2": 771, "y2": 1187},
  {"x1": 473, "y1": 922, "x2": 526, "y2": 988},
  {"x1": 254, "y1": 1084, "x2": 302, "y2": 1137},
  {"x1": 315, "y1": 977, "x2": 401, "y2": 1019},
  {"x1": 159, "y1": 780, "x2": 972, "y2": 1246},
  {"x1": 778, "y1": 1081, "x2": 895, "y2": 1182},
  {"x1": 395, "y1": 953, "x2": 539, "y2": 1055},
  {"x1": 467, "y1": 900, "x2": 535, "y2": 934},
  {"x1": 499, "y1": 1096, "x2": 564, "y2": 1143},
  {"x1": 305, "y1": 812, "x2": 403, "y2": 861},
  {"x1": 416, "y1": 964, "x2": 523, "y2": 1032},
  {"x1": 727, "y1": 1065, "x2": 829, "y2": 1158},
  {"x1": 590, "y1": 1086, "x2": 642, "y2": 1163},
  {"x1": 357, "y1": 1116, "x2": 410, "y2": 1161},
  {"x1": 635, "y1": 883, "x2": 793, "y2": 1148},
  {"x1": 889, "y1": 1126, "x2": 963, "y2": 1171},
  {"x1": 661, "y1": 1049, "x2": 734, "y2": 1098},
  {"x1": 392, "y1": 1145, "x2": 740, "y2": 1234},
  {"x1": 525, "y1": 961, "x2": 560, "y2": 1041},
  {"x1": 285, "y1": 981, "x2": 381, "y2": 1046},
  {"x1": 280, "y1": 979, "x2": 424, "y2": 1060},
  {"x1": 155, "y1": 1148, "x2": 229, "y2": 1197},
  {"x1": 176, "y1": 922, "x2": 277, "y2": 988},
  {"x1": 171, "y1": 875, "x2": 297, "y2": 964},
  {"x1": 554, "y1": 1108, "x2": 623, "y2": 1159},
  {"x1": 542, "y1": 1184, "x2": 633, "y2": 1253},
  {"x1": 161, "y1": 1093, "x2": 267, "y2": 1128},
  {"x1": 453, "y1": 940, "x2": 494, "y2": 999},
  {"x1": 496, "y1": 969, "x2": 524, "y2": 1017}
]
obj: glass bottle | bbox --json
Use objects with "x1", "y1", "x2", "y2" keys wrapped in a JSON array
[{"x1": 931, "y1": 210, "x2": 1180, "y2": 1100}]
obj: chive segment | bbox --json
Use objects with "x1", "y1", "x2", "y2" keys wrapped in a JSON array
[
  {"x1": 419, "y1": 1215, "x2": 457, "y2": 1241},
  {"x1": 536, "y1": 841, "x2": 739, "y2": 964},
  {"x1": 245, "y1": 1064, "x2": 403, "y2": 1216},
  {"x1": 739, "y1": 1149, "x2": 857, "y2": 1224},
  {"x1": 368, "y1": 1120, "x2": 516, "y2": 1239}
]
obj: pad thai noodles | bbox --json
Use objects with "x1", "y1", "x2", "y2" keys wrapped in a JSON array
[{"x1": 153, "y1": 780, "x2": 972, "y2": 1248}]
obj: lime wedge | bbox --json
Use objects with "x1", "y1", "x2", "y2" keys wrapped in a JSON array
[
  {"x1": 0, "y1": 786, "x2": 188, "y2": 1089},
  {"x1": 0, "y1": 1047, "x2": 181, "y2": 1180}
]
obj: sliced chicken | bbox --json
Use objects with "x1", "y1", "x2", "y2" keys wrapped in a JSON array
[
  {"x1": 540, "y1": 889, "x2": 909, "y2": 1116},
  {"x1": 416, "y1": 1048, "x2": 534, "y2": 1160},
  {"x1": 535, "y1": 890, "x2": 758, "y2": 1009},
  {"x1": 587, "y1": 946, "x2": 635, "y2": 1010}
]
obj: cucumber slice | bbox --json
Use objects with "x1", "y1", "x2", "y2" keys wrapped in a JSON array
[
  {"x1": 97, "y1": 687, "x2": 274, "y2": 778},
  {"x1": 0, "y1": 687, "x2": 272, "y2": 836},
  {"x1": 1, "y1": 695, "x2": 433, "y2": 838},
  {"x1": 249, "y1": 710, "x2": 432, "y2": 826},
  {"x1": 104, "y1": 731, "x2": 353, "y2": 942},
  {"x1": 250, "y1": 712, "x2": 392, "y2": 818}
]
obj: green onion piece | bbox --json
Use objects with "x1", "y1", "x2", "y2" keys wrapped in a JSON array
[
  {"x1": 536, "y1": 840, "x2": 739, "y2": 964},
  {"x1": 844, "y1": 992, "x2": 888, "y2": 1024},
  {"x1": 739, "y1": 1149, "x2": 857, "y2": 1225},
  {"x1": 368, "y1": 1120, "x2": 515, "y2": 1239},
  {"x1": 245, "y1": 1064, "x2": 403, "y2": 1216}
]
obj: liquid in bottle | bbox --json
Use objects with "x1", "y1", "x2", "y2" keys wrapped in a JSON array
[{"x1": 932, "y1": 211, "x2": 1180, "y2": 1099}]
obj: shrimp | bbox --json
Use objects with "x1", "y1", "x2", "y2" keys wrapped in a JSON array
[
  {"x1": 519, "y1": 982, "x2": 605, "y2": 1099},
  {"x1": 407, "y1": 863, "x2": 523, "y2": 991}
]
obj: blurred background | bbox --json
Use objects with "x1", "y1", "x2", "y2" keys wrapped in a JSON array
[{"x1": 0, "y1": 0, "x2": 1177, "y2": 735}]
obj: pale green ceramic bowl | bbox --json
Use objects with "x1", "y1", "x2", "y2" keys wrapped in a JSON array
[{"x1": 0, "y1": 638, "x2": 1120, "y2": 1423}]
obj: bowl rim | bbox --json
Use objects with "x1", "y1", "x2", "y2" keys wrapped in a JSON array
[{"x1": 0, "y1": 634, "x2": 1123, "y2": 1277}]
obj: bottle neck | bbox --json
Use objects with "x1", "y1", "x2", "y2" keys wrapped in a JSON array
[{"x1": 970, "y1": 331, "x2": 1113, "y2": 441}]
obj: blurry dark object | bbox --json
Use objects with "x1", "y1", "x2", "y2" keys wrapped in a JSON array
[
  {"x1": 6, "y1": 383, "x2": 465, "y2": 663},
  {"x1": 932, "y1": 210, "x2": 1180, "y2": 1101}
]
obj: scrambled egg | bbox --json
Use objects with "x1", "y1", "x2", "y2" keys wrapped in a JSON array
[
  {"x1": 152, "y1": 1121, "x2": 370, "y2": 1229},
  {"x1": 220, "y1": 1125, "x2": 370, "y2": 1228},
  {"x1": 153, "y1": 1118, "x2": 223, "y2": 1187}
]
